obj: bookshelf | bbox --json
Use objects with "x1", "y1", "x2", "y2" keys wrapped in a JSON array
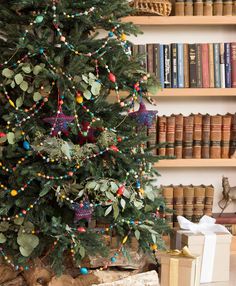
[{"x1": 155, "y1": 159, "x2": 236, "y2": 168}]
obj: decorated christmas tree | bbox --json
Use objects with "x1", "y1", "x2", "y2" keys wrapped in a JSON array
[{"x1": 0, "y1": 0, "x2": 168, "y2": 277}]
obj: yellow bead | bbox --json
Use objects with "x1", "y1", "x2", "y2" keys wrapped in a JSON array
[
  {"x1": 121, "y1": 33, "x2": 127, "y2": 41},
  {"x1": 122, "y1": 235, "x2": 128, "y2": 244},
  {"x1": 139, "y1": 188, "x2": 144, "y2": 195},
  {"x1": 9, "y1": 100, "x2": 15, "y2": 108},
  {"x1": 32, "y1": 230, "x2": 35, "y2": 234},
  {"x1": 150, "y1": 244, "x2": 158, "y2": 251},
  {"x1": 76, "y1": 96, "x2": 83, "y2": 104},
  {"x1": 11, "y1": 190, "x2": 18, "y2": 197},
  {"x1": 30, "y1": 205, "x2": 33, "y2": 208}
]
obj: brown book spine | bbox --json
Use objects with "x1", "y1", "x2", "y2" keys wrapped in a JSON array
[
  {"x1": 193, "y1": 114, "x2": 203, "y2": 159},
  {"x1": 231, "y1": 42, "x2": 236, "y2": 88},
  {"x1": 202, "y1": 44, "x2": 210, "y2": 88},
  {"x1": 194, "y1": 0, "x2": 204, "y2": 15},
  {"x1": 162, "y1": 185, "x2": 174, "y2": 228},
  {"x1": 138, "y1": 45, "x2": 147, "y2": 72},
  {"x1": 185, "y1": 0, "x2": 194, "y2": 15},
  {"x1": 204, "y1": 0, "x2": 213, "y2": 15},
  {"x1": 196, "y1": 44, "x2": 203, "y2": 88},
  {"x1": 158, "y1": 116, "x2": 167, "y2": 156},
  {"x1": 173, "y1": 185, "x2": 184, "y2": 227},
  {"x1": 184, "y1": 44, "x2": 190, "y2": 88},
  {"x1": 166, "y1": 115, "x2": 176, "y2": 157},
  {"x1": 233, "y1": 0, "x2": 236, "y2": 15},
  {"x1": 147, "y1": 44, "x2": 154, "y2": 75},
  {"x1": 230, "y1": 113, "x2": 236, "y2": 157},
  {"x1": 175, "y1": 114, "x2": 184, "y2": 159},
  {"x1": 223, "y1": 0, "x2": 233, "y2": 15},
  {"x1": 183, "y1": 115, "x2": 194, "y2": 158},
  {"x1": 175, "y1": 0, "x2": 185, "y2": 15},
  {"x1": 215, "y1": 213, "x2": 236, "y2": 224},
  {"x1": 202, "y1": 114, "x2": 211, "y2": 158},
  {"x1": 193, "y1": 185, "x2": 205, "y2": 222},
  {"x1": 183, "y1": 185, "x2": 194, "y2": 221},
  {"x1": 204, "y1": 185, "x2": 214, "y2": 217},
  {"x1": 209, "y1": 43, "x2": 215, "y2": 88},
  {"x1": 213, "y1": 0, "x2": 223, "y2": 14},
  {"x1": 147, "y1": 117, "x2": 157, "y2": 155},
  {"x1": 222, "y1": 114, "x2": 232, "y2": 158},
  {"x1": 210, "y1": 115, "x2": 222, "y2": 158}
]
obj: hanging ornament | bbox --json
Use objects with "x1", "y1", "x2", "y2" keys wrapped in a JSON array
[
  {"x1": 35, "y1": 15, "x2": 44, "y2": 24},
  {"x1": 10, "y1": 190, "x2": 18, "y2": 197},
  {"x1": 120, "y1": 33, "x2": 127, "y2": 41},
  {"x1": 117, "y1": 185, "x2": 125, "y2": 196},
  {"x1": 73, "y1": 201, "x2": 93, "y2": 223},
  {"x1": 23, "y1": 141, "x2": 30, "y2": 150},
  {"x1": 110, "y1": 145, "x2": 119, "y2": 152},
  {"x1": 108, "y1": 72, "x2": 116, "y2": 83},
  {"x1": 43, "y1": 112, "x2": 74, "y2": 136},
  {"x1": 77, "y1": 227, "x2": 86, "y2": 233},
  {"x1": 80, "y1": 267, "x2": 88, "y2": 275},
  {"x1": 130, "y1": 101, "x2": 158, "y2": 127},
  {"x1": 77, "y1": 122, "x2": 100, "y2": 145}
]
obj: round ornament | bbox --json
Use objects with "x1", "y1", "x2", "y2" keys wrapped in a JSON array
[
  {"x1": 35, "y1": 15, "x2": 44, "y2": 23},
  {"x1": 117, "y1": 185, "x2": 125, "y2": 196},
  {"x1": 77, "y1": 227, "x2": 86, "y2": 233},
  {"x1": 11, "y1": 190, "x2": 18, "y2": 197},
  {"x1": 23, "y1": 141, "x2": 30, "y2": 150},
  {"x1": 80, "y1": 267, "x2": 88, "y2": 275}
]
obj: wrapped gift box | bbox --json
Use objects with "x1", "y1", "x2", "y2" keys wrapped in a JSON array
[{"x1": 158, "y1": 251, "x2": 201, "y2": 286}]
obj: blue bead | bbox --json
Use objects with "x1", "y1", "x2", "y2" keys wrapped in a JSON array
[
  {"x1": 35, "y1": 15, "x2": 44, "y2": 24},
  {"x1": 25, "y1": 266, "x2": 29, "y2": 270},
  {"x1": 111, "y1": 257, "x2": 116, "y2": 263},
  {"x1": 80, "y1": 267, "x2": 88, "y2": 275},
  {"x1": 39, "y1": 48, "x2": 44, "y2": 54},
  {"x1": 130, "y1": 220, "x2": 134, "y2": 225},
  {"x1": 108, "y1": 32, "x2": 114, "y2": 37},
  {"x1": 23, "y1": 141, "x2": 30, "y2": 150}
]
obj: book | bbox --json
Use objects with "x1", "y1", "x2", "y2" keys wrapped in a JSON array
[
  {"x1": 209, "y1": 43, "x2": 215, "y2": 88},
  {"x1": 175, "y1": 114, "x2": 184, "y2": 159},
  {"x1": 166, "y1": 115, "x2": 176, "y2": 157},
  {"x1": 231, "y1": 42, "x2": 236, "y2": 88},
  {"x1": 183, "y1": 43, "x2": 190, "y2": 88},
  {"x1": 178, "y1": 43, "x2": 184, "y2": 88},
  {"x1": 131, "y1": 44, "x2": 139, "y2": 57},
  {"x1": 154, "y1": 44, "x2": 161, "y2": 88},
  {"x1": 162, "y1": 185, "x2": 174, "y2": 228},
  {"x1": 210, "y1": 114, "x2": 222, "y2": 158},
  {"x1": 171, "y1": 43, "x2": 178, "y2": 88},
  {"x1": 158, "y1": 116, "x2": 167, "y2": 156},
  {"x1": 221, "y1": 114, "x2": 232, "y2": 158},
  {"x1": 147, "y1": 116, "x2": 157, "y2": 155},
  {"x1": 230, "y1": 113, "x2": 236, "y2": 157},
  {"x1": 193, "y1": 113, "x2": 202, "y2": 159},
  {"x1": 201, "y1": 43, "x2": 210, "y2": 88},
  {"x1": 225, "y1": 43, "x2": 232, "y2": 88},
  {"x1": 196, "y1": 43, "x2": 203, "y2": 88},
  {"x1": 220, "y1": 43, "x2": 226, "y2": 88},
  {"x1": 204, "y1": 185, "x2": 214, "y2": 216},
  {"x1": 189, "y1": 44, "x2": 197, "y2": 88},
  {"x1": 138, "y1": 45, "x2": 147, "y2": 71},
  {"x1": 214, "y1": 213, "x2": 236, "y2": 224},
  {"x1": 164, "y1": 44, "x2": 171, "y2": 88},
  {"x1": 183, "y1": 115, "x2": 194, "y2": 158},
  {"x1": 202, "y1": 114, "x2": 211, "y2": 158},
  {"x1": 173, "y1": 185, "x2": 184, "y2": 227},
  {"x1": 183, "y1": 185, "x2": 194, "y2": 221},
  {"x1": 160, "y1": 44, "x2": 165, "y2": 89},
  {"x1": 213, "y1": 43, "x2": 221, "y2": 88},
  {"x1": 146, "y1": 44, "x2": 154, "y2": 75}
]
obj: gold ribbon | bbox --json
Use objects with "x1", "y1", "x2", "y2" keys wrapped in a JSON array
[{"x1": 167, "y1": 245, "x2": 196, "y2": 258}]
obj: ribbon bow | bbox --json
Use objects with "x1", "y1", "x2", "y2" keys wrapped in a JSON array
[{"x1": 167, "y1": 246, "x2": 196, "y2": 259}]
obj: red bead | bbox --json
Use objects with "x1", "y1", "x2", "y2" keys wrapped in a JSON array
[
  {"x1": 79, "y1": 203, "x2": 84, "y2": 208},
  {"x1": 76, "y1": 91, "x2": 82, "y2": 97},
  {"x1": 0, "y1": 132, "x2": 6, "y2": 137},
  {"x1": 77, "y1": 227, "x2": 86, "y2": 233},
  {"x1": 117, "y1": 185, "x2": 125, "y2": 196},
  {"x1": 68, "y1": 172, "x2": 74, "y2": 177},
  {"x1": 110, "y1": 145, "x2": 119, "y2": 152},
  {"x1": 117, "y1": 137, "x2": 122, "y2": 142},
  {"x1": 59, "y1": 100, "x2": 64, "y2": 105},
  {"x1": 108, "y1": 72, "x2": 116, "y2": 83},
  {"x1": 22, "y1": 210, "x2": 27, "y2": 215}
]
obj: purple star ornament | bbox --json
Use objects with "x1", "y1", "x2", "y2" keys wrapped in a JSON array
[
  {"x1": 73, "y1": 201, "x2": 93, "y2": 223},
  {"x1": 43, "y1": 112, "x2": 74, "y2": 136},
  {"x1": 130, "y1": 101, "x2": 158, "y2": 127}
]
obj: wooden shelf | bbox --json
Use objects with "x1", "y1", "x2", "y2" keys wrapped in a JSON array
[
  {"x1": 111, "y1": 88, "x2": 236, "y2": 98},
  {"x1": 154, "y1": 159, "x2": 236, "y2": 168},
  {"x1": 122, "y1": 16, "x2": 236, "y2": 26}
]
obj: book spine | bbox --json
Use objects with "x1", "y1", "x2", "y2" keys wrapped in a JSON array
[
  {"x1": 201, "y1": 43, "x2": 210, "y2": 88},
  {"x1": 230, "y1": 113, "x2": 236, "y2": 157},
  {"x1": 231, "y1": 42, "x2": 236, "y2": 88},
  {"x1": 213, "y1": 43, "x2": 221, "y2": 88},
  {"x1": 189, "y1": 44, "x2": 197, "y2": 88},
  {"x1": 147, "y1": 44, "x2": 154, "y2": 75},
  {"x1": 131, "y1": 44, "x2": 139, "y2": 57},
  {"x1": 183, "y1": 115, "x2": 194, "y2": 158},
  {"x1": 193, "y1": 114, "x2": 203, "y2": 159},
  {"x1": 166, "y1": 115, "x2": 176, "y2": 157},
  {"x1": 173, "y1": 185, "x2": 184, "y2": 228},
  {"x1": 209, "y1": 43, "x2": 215, "y2": 88},
  {"x1": 147, "y1": 117, "x2": 157, "y2": 155},
  {"x1": 202, "y1": 114, "x2": 211, "y2": 158},
  {"x1": 171, "y1": 43, "x2": 178, "y2": 88},
  {"x1": 138, "y1": 45, "x2": 147, "y2": 72},
  {"x1": 178, "y1": 43, "x2": 184, "y2": 88},
  {"x1": 204, "y1": 185, "x2": 214, "y2": 216},
  {"x1": 193, "y1": 185, "x2": 205, "y2": 223},
  {"x1": 154, "y1": 44, "x2": 161, "y2": 88},
  {"x1": 184, "y1": 44, "x2": 190, "y2": 88},
  {"x1": 220, "y1": 42, "x2": 226, "y2": 88},
  {"x1": 225, "y1": 43, "x2": 232, "y2": 88},
  {"x1": 164, "y1": 44, "x2": 171, "y2": 88},
  {"x1": 160, "y1": 44, "x2": 165, "y2": 89},
  {"x1": 183, "y1": 185, "x2": 194, "y2": 221},
  {"x1": 221, "y1": 114, "x2": 232, "y2": 158},
  {"x1": 175, "y1": 114, "x2": 184, "y2": 159},
  {"x1": 196, "y1": 43, "x2": 203, "y2": 88},
  {"x1": 210, "y1": 114, "x2": 222, "y2": 158},
  {"x1": 162, "y1": 186, "x2": 174, "y2": 228},
  {"x1": 158, "y1": 116, "x2": 167, "y2": 156}
]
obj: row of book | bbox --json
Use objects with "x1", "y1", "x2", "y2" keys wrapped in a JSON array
[
  {"x1": 214, "y1": 213, "x2": 236, "y2": 235},
  {"x1": 147, "y1": 113, "x2": 236, "y2": 159},
  {"x1": 132, "y1": 43, "x2": 236, "y2": 88},
  {"x1": 162, "y1": 184, "x2": 214, "y2": 228}
]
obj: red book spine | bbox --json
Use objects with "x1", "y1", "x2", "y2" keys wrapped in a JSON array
[
  {"x1": 231, "y1": 42, "x2": 236, "y2": 88},
  {"x1": 202, "y1": 44, "x2": 210, "y2": 88}
]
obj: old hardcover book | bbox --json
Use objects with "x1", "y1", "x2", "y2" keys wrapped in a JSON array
[
  {"x1": 178, "y1": 43, "x2": 184, "y2": 88},
  {"x1": 202, "y1": 114, "x2": 211, "y2": 158},
  {"x1": 166, "y1": 115, "x2": 176, "y2": 157},
  {"x1": 225, "y1": 43, "x2": 232, "y2": 88},
  {"x1": 210, "y1": 114, "x2": 222, "y2": 158},
  {"x1": 220, "y1": 42, "x2": 226, "y2": 88},
  {"x1": 138, "y1": 45, "x2": 147, "y2": 71},
  {"x1": 154, "y1": 44, "x2": 161, "y2": 87},
  {"x1": 193, "y1": 185, "x2": 205, "y2": 222},
  {"x1": 202, "y1": 43, "x2": 210, "y2": 88},
  {"x1": 158, "y1": 116, "x2": 167, "y2": 156},
  {"x1": 209, "y1": 43, "x2": 215, "y2": 88},
  {"x1": 193, "y1": 114, "x2": 203, "y2": 159},
  {"x1": 160, "y1": 44, "x2": 165, "y2": 88},
  {"x1": 183, "y1": 115, "x2": 194, "y2": 159},
  {"x1": 131, "y1": 44, "x2": 139, "y2": 57},
  {"x1": 173, "y1": 185, "x2": 184, "y2": 227},
  {"x1": 162, "y1": 185, "x2": 174, "y2": 228},
  {"x1": 189, "y1": 44, "x2": 197, "y2": 88},
  {"x1": 184, "y1": 43, "x2": 190, "y2": 88},
  {"x1": 196, "y1": 43, "x2": 203, "y2": 88},
  {"x1": 175, "y1": 114, "x2": 184, "y2": 159},
  {"x1": 171, "y1": 43, "x2": 178, "y2": 88},
  {"x1": 230, "y1": 113, "x2": 236, "y2": 157},
  {"x1": 147, "y1": 116, "x2": 157, "y2": 155},
  {"x1": 213, "y1": 43, "x2": 221, "y2": 88},
  {"x1": 183, "y1": 185, "x2": 194, "y2": 221},
  {"x1": 147, "y1": 44, "x2": 154, "y2": 75},
  {"x1": 164, "y1": 44, "x2": 171, "y2": 88},
  {"x1": 214, "y1": 213, "x2": 236, "y2": 224},
  {"x1": 222, "y1": 114, "x2": 232, "y2": 158},
  {"x1": 204, "y1": 185, "x2": 214, "y2": 216},
  {"x1": 231, "y1": 42, "x2": 236, "y2": 88}
]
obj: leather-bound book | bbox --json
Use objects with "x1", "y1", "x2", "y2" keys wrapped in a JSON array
[
  {"x1": 184, "y1": 44, "x2": 190, "y2": 88},
  {"x1": 175, "y1": 114, "x2": 184, "y2": 159},
  {"x1": 230, "y1": 113, "x2": 236, "y2": 157},
  {"x1": 173, "y1": 185, "x2": 184, "y2": 227},
  {"x1": 147, "y1": 44, "x2": 154, "y2": 75},
  {"x1": 166, "y1": 115, "x2": 176, "y2": 157},
  {"x1": 193, "y1": 114, "x2": 203, "y2": 159},
  {"x1": 202, "y1": 43, "x2": 210, "y2": 88},
  {"x1": 189, "y1": 44, "x2": 197, "y2": 88},
  {"x1": 183, "y1": 115, "x2": 194, "y2": 159},
  {"x1": 162, "y1": 185, "x2": 174, "y2": 228},
  {"x1": 196, "y1": 43, "x2": 203, "y2": 88},
  {"x1": 193, "y1": 185, "x2": 205, "y2": 222},
  {"x1": 158, "y1": 116, "x2": 167, "y2": 156},
  {"x1": 204, "y1": 185, "x2": 214, "y2": 216},
  {"x1": 147, "y1": 116, "x2": 157, "y2": 155},
  {"x1": 231, "y1": 42, "x2": 236, "y2": 88},
  {"x1": 222, "y1": 114, "x2": 232, "y2": 158},
  {"x1": 202, "y1": 114, "x2": 211, "y2": 158},
  {"x1": 183, "y1": 185, "x2": 194, "y2": 221},
  {"x1": 209, "y1": 43, "x2": 215, "y2": 88},
  {"x1": 210, "y1": 114, "x2": 222, "y2": 158}
]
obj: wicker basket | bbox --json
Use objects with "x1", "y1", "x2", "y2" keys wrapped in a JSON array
[{"x1": 131, "y1": 0, "x2": 172, "y2": 16}]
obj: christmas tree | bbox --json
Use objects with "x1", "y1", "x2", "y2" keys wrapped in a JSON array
[{"x1": 0, "y1": 0, "x2": 168, "y2": 276}]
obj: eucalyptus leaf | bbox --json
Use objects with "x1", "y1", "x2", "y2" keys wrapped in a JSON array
[
  {"x1": 7, "y1": 132, "x2": 15, "y2": 144},
  {"x1": 27, "y1": 86, "x2": 34, "y2": 94},
  {"x1": 19, "y1": 246, "x2": 33, "y2": 257},
  {"x1": 33, "y1": 65, "x2": 43, "y2": 75},
  {"x1": 79, "y1": 246, "x2": 85, "y2": 258},
  {"x1": 151, "y1": 233, "x2": 157, "y2": 244},
  {"x1": 14, "y1": 73, "x2": 24, "y2": 85},
  {"x1": 39, "y1": 187, "x2": 51, "y2": 197},
  {"x1": 61, "y1": 142, "x2": 71, "y2": 160},
  {"x1": 91, "y1": 81, "x2": 101, "y2": 96},
  {"x1": 20, "y1": 81, "x2": 28, "y2": 92},
  {"x1": 104, "y1": 205, "x2": 112, "y2": 216},
  {"x1": 2, "y1": 68, "x2": 14, "y2": 78},
  {"x1": 133, "y1": 200, "x2": 143, "y2": 209},
  {"x1": 113, "y1": 203, "x2": 119, "y2": 219},
  {"x1": 82, "y1": 74, "x2": 88, "y2": 83},
  {"x1": 86, "y1": 181, "x2": 97, "y2": 189},
  {"x1": 16, "y1": 97, "x2": 23, "y2": 108},
  {"x1": 0, "y1": 233, "x2": 6, "y2": 243},
  {"x1": 10, "y1": 81, "x2": 15, "y2": 88},
  {"x1": 134, "y1": 230, "x2": 140, "y2": 240},
  {"x1": 14, "y1": 217, "x2": 24, "y2": 225},
  {"x1": 17, "y1": 234, "x2": 39, "y2": 249},
  {"x1": 89, "y1": 72, "x2": 96, "y2": 80},
  {"x1": 83, "y1": 90, "x2": 91, "y2": 100},
  {"x1": 0, "y1": 222, "x2": 10, "y2": 232},
  {"x1": 33, "y1": 92, "x2": 42, "y2": 102},
  {"x1": 0, "y1": 136, "x2": 7, "y2": 143},
  {"x1": 100, "y1": 183, "x2": 109, "y2": 192},
  {"x1": 22, "y1": 65, "x2": 31, "y2": 74},
  {"x1": 105, "y1": 192, "x2": 115, "y2": 201},
  {"x1": 110, "y1": 182, "x2": 118, "y2": 192},
  {"x1": 120, "y1": 198, "x2": 126, "y2": 209}
]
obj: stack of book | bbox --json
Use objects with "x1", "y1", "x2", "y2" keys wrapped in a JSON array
[
  {"x1": 146, "y1": 113, "x2": 236, "y2": 158},
  {"x1": 214, "y1": 213, "x2": 236, "y2": 235},
  {"x1": 162, "y1": 184, "x2": 214, "y2": 228},
  {"x1": 132, "y1": 42, "x2": 236, "y2": 88}
]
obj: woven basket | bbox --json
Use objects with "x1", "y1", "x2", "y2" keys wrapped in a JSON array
[{"x1": 131, "y1": 0, "x2": 172, "y2": 16}]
